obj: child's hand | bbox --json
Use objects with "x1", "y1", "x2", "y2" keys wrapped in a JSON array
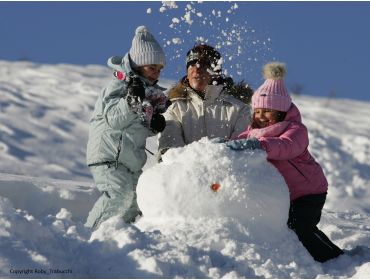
[{"x1": 226, "y1": 138, "x2": 261, "y2": 150}]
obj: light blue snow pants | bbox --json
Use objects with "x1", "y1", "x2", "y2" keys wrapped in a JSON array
[{"x1": 85, "y1": 164, "x2": 142, "y2": 230}]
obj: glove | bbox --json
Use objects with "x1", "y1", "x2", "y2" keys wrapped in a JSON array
[
  {"x1": 127, "y1": 76, "x2": 145, "y2": 101},
  {"x1": 226, "y1": 137, "x2": 261, "y2": 151},
  {"x1": 150, "y1": 113, "x2": 166, "y2": 133},
  {"x1": 210, "y1": 137, "x2": 228, "y2": 144},
  {"x1": 165, "y1": 99, "x2": 172, "y2": 109}
]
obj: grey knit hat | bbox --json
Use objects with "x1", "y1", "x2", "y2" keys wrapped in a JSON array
[{"x1": 129, "y1": 26, "x2": 166, "y2": 68}]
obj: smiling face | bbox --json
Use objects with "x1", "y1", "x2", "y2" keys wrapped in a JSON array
[
  {"x1": 186, "y1": 60, "x2": 212, "y2": 92},
  {"x1": 137, "y1": 64, "x2": 163, "y2": 83},
  {"x1": 253, "y1": 108, "x2": 280, "y2": 128}
]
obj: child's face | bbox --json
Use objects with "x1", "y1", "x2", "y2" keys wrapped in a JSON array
[
  {"x1": 253, "y1": 108, "x2": 280, "y2": 128},
  {"x1": 137, "y1": 64, "x2": 163, "y2": 83}
]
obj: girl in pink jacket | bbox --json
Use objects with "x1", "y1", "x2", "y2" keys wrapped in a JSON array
[{"x1": 226, "y1": 62, "x2": 343, "y2": 262}]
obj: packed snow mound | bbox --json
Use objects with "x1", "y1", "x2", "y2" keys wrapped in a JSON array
[{"x1": 137, "y1": 138, "x2": 290, "y2": 242}]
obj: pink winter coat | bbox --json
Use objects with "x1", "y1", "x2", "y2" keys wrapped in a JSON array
[{"x1": 237, "y1": 103, "x2": 328, "y2": 201}]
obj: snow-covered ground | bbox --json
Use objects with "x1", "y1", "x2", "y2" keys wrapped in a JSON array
[{"x1": 1, "y1": 60, "x2": 370, "y2": 278}]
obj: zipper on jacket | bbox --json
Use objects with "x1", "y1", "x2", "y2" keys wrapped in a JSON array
[
  {"x1": 201, "y1": 102, "x2": 208, "y2": 137},
  {"x1": 115, "y1": 134, "x2": 123, "y2": 169}
]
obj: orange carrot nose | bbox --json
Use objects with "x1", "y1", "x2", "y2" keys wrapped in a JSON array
[{"x1": 211, "y1": 183, "x2": 221, "y2": 192}]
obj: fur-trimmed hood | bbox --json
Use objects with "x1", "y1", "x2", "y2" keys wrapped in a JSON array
[
  {"x1": 168, "y1": 80, "x2": 192, "y2": 100},
  {"x1": 107, "y1": 53, "x2": 166, "y2": 90},
  {"x1": 168, "y1": 76, "x2": 253, "y2": 104}
]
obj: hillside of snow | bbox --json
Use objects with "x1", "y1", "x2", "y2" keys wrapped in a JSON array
[{"x1": 1, "y1": 60, "x2": 370, "y2": 278}]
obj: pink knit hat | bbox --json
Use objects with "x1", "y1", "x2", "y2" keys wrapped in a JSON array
[{"x1": 252, "y1": 62, "x2": 291, "y2": 112}]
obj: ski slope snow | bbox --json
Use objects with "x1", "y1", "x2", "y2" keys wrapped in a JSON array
[{"x1": 1, "y1": 60, "x2": 370, "y2": 278}]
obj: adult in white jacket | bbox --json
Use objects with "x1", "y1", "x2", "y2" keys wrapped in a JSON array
[{"x1": 158, "y1": 44, "x2": 252, "y2": 154}]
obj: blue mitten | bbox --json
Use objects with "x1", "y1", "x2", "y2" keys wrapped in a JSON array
[
  {"x1": 226, "y1": 138, "x2": 261, "y2": 150},
  {"x1": 210, "y1": 137, "x2": 228, "y2": 144}
]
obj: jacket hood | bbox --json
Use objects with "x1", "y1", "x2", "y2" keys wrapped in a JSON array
[
  {"x1": 284, "y1": 103, "x2": 302, "y2": 123},
  {"x1": 107, "y1": 53, "x2": 166, "y2": 90},
  {"x1": 107, "y1": 53, "x2": 133, "y2": 74},
  {"x1": 168, "y1": 79, "x2": 192, "y2": 100}
]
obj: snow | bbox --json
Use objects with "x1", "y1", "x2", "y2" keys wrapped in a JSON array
[
  {"x1": 152, "y1": 1, "x2": 272, "y2": 82},
  {"x1": 1, "y1": 2, "x2": 370, "y2": 274},
  {"x1": 1, "y1": 60, "x2": 370, "y2": 278},
  {"x1": 137, "y1": 139, "x2": 290, "y2": 244}
]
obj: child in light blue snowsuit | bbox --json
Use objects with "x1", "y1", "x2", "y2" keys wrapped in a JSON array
[{"x1": 85, "y1": 26, "x2": 168, "y2": 230}]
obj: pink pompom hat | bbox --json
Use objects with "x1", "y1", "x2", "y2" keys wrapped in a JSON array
[{"x1": 252, "y1": 62, "x2": 291, "y2": 112}]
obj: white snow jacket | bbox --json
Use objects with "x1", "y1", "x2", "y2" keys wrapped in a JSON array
[
  {"x1": 86, "y1": 54, "x2": 167, "y2": 172},
  {"x1": 158, "y1": 80, "x2": 251, "y2": 150}
]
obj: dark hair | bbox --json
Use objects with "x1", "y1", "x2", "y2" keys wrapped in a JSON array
[
  {"x1": 184, "y1": 44, "x2": 253, "y2": 104},
  {"x1": 186, "y1": 44, "x2": 221, "y2": 72},
  {"x1": 276, "y1": 111, "x2": 287, "y2": 122}
]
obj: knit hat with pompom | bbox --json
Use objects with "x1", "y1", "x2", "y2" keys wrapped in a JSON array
[
  {"x1": 251, "y1": 62, "x2": 291, "y2": 112},
  {"x1": 129, "y1": 26, "x2": 166, "y2": 68}
]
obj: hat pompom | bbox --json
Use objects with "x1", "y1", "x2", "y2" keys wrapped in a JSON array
[
  {"x1": 263, "y1": 62, "x2": 286, "y2": 80},
  {"x1": 135, "y1": 25, "x2": 149, "y2": 35}
]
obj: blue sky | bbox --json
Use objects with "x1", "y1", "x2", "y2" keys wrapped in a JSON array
[{"x1": 1, "y1": 1, "x2": 370, "y2": 101}]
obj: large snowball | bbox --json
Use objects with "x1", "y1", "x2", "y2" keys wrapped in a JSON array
[{"x1": 137, "y1": 138, "x2": 290, "y2": 241}]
